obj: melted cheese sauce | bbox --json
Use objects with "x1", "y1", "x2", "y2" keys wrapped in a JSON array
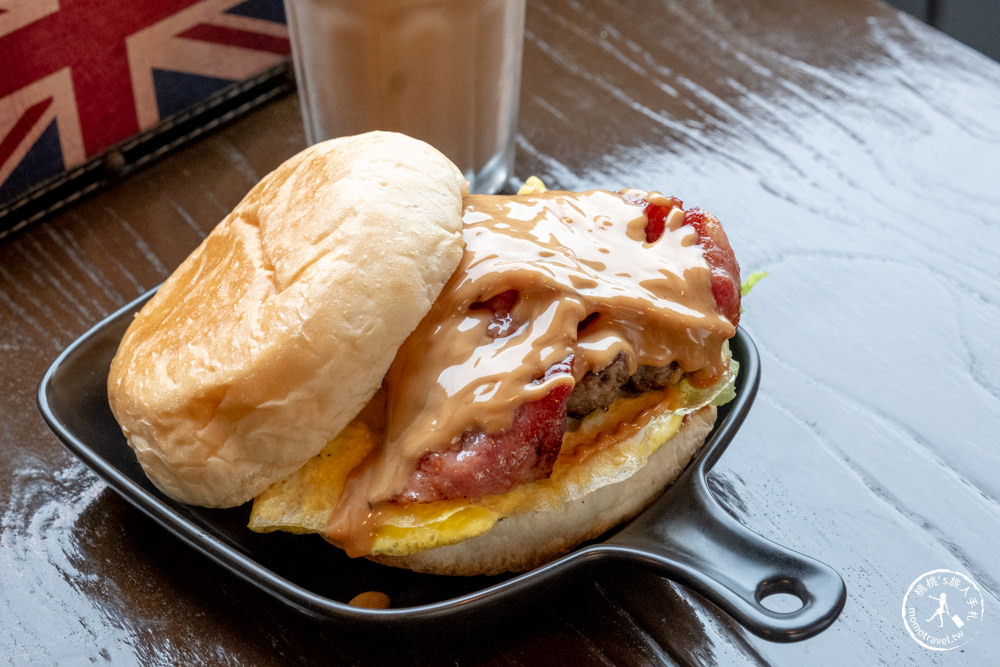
[{"x1": 325, "y1": 190, "x2": 735, "y2": 554}]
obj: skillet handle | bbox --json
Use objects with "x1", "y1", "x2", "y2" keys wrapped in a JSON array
[{"x1": 598, "y1": 470, "x2": 846, "y2": 642}]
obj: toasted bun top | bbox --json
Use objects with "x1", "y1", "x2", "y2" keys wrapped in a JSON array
[{"x1": 108, "y1": 131, "x2": 468, "y2": 508}]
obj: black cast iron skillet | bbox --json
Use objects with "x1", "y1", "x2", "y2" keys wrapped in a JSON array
[{"x1": 38, "y1": 290, "x2": 846, "y2": 641}]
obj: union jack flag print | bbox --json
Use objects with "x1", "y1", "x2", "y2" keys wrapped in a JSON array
[{"x1": 0, "y1": 0, "x2": 289, "y2": 209}]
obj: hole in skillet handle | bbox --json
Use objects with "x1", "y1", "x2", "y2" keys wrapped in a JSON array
[
  {"x1": 759, "y1": 587, "x2": 805, "y2": 614},
  {"x1": 579, "y1": 329, "x2": 846, "y2": 642}
]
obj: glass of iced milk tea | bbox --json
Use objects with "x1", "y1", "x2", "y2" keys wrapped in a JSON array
[{"x1": 285, "y1": 0, "x2": 527, "y2": 194}]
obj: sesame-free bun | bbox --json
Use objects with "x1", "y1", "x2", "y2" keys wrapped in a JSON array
[{"x1": 108, "y1": 131, "x2": 468, "y2": 508}]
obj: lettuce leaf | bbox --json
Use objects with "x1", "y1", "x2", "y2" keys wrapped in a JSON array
[{"x1": 742, "y1": 271, "x2": 768, "y2": 297}]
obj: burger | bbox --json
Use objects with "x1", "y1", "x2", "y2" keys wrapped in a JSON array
[{"x1": 108, "y1": 131, "x2": 742, "y2": 576}]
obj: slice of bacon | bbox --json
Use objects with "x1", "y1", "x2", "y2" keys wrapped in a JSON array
[
  {"x1": 645, "y1": 199, "x2": 741, "y2": 327},
  {"x1": 683, "y1": 207, "x2": 741, "y2": 327},
  {"x1": 642, "y1": 196, "x2": 683, "y2": 243},
  {"x1": 395, "y1": 358, "x2": 573, "y2": 503}
]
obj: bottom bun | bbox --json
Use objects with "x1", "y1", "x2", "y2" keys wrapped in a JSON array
[{"x1": 367, "y1": 405, "x2": 716, "y2": 576}]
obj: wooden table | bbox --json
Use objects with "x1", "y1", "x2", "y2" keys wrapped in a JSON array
[{"x1": 3, "y1": 0, "x2": 998, "y2": 663}]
